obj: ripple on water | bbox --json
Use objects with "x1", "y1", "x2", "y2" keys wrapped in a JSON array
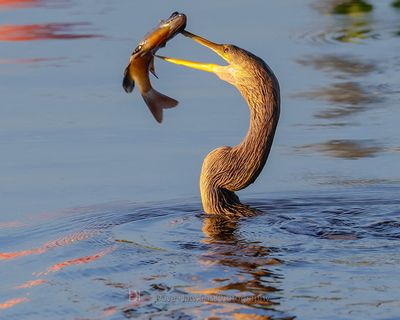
[
  {"x1": 0, "y1": 188, "x2": 399, "y2": 319},
  {"x1": 293, "y1": 19, "x2": 400, "y2": 45}
]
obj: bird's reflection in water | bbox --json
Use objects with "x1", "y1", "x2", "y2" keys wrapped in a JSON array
[{"x1": 183, "y1": 213, "x2": 294, "y2": 319}]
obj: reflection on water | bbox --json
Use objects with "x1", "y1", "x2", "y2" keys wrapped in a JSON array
[
  {"x1": 15, "y1": 279, "x2": 46, "y2": 289},
  {"x1": 0, "y1": 229, "x2": 96, "y2": 260},
  {"x1": 297, "y1": 55, "x2": 376, "y2": 78},
  {"x1": 297, "y1": 14, "x2": 378, "y2": 44},
  {"x1": 0, "y1": 23, "x2": 100, "y2": 41},
  {"x1": 0, "y1": 57, "x2": 65, "y2": 65},
  {"x1": 334, "y1": 20, "x2": 375, "y2": 44},
  {"x1": 318, "y1": 177, "x2": 400, "y2": 186},
  {"x1": 298, "y1": 82, "x2": 380, "y2": 106},
  {"x1": 0, "y1": 298, "x2": 29, "y2": 310},
  {"x1": 0, "y1": 192, "x2": 399, "y2": 319},
  {"x1": 0, "y1": 0, "x2": 41, "y2": 9},
  {"x1": 330, "y1": 0, "x2": 373, "y2": 15},
  {"x1": 190, "y1": 215, "x2": 286, "y2": 317},
  {"x1": 303, "y1": 0, "x2": 400, "y2": 44},
  {"x1": 314, "y1": 0, "x2": 373, "y2": 15},
  {"x1": 37, "y1": 247, "x2": 115, "y2": 276},
  {"x1": 298, "y1": 139, "x2": 383, "y2": 159},
  {"x1": 0, "y1": 0, "x2": 70, "y2": 9},
  {"x1": 393, "y1": 0, "x2": 400, "y2": 8},
  {"x1": 296, "y1": 82, "x2": 381, "y2": 119}
]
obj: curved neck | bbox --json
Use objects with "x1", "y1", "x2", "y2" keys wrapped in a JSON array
[
  {"x1": 233, "y1": 73, "x2": 280, "y2": 189},
  {"x1": 200, "y1": 65, "x2": 280, "y2": 215}
]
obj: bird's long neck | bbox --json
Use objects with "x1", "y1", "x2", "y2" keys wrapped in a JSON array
[
  {"x1": 200, "y1": 64, "x2": 280, "y2": 216},
  {"x1": 231, "y1": 72, "x2": 280, "y2": 190}
]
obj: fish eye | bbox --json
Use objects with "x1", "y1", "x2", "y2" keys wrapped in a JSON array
[
  {"x1": 133, "y1": 44, "x2": 143, "y2": 54},
  {"x1": 223, "y1": 46, "x2": 230, "y2": 53}
]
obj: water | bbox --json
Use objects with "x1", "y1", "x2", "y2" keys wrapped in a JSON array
[{"x1": 1, "y1": 0, "x2": 399, "y2": 319}]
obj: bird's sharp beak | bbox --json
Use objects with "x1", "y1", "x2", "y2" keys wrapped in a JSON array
[
  {"x1": 156, "y1": 55, "x2": 218, "y2": 73},
  {"x1": 155, "y1": 31, "x2": 227, "y2": 74},
  {"x1": 182, "y1": 31, "x2": 227, "y2": 60}
]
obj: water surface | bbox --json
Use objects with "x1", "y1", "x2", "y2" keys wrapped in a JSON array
[{"x1": 0, "y1": 0, "x2": 399, "y2": 319}]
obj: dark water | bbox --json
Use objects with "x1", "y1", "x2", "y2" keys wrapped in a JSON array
[{"x1": 1, "y1": 0, "x2": 400, "y2": 319}]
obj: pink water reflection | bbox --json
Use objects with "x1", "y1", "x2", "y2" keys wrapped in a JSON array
[
  {"x1": 0, "y1": 297, "x2": 29, "y2": 309},
  {"x1": 0, "y1": 23, "x2": 101, "y2": 41},
  {"x1": 0, "y1": 0, "x2": 70, "y2": 9},
  {"x1": 0, "y1": 0, "x2": 41, "y2": 9}
]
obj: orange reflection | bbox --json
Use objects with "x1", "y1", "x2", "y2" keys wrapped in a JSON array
[
  {"x1": 0, "y1": 23, "x2": 100, "y2": 41},
  {"x1": 0, "y1": 297, "x2": 29, "y2": 309},
  {"x1": 0, "y1": 0, "x2": 41, "y2": 8},
  {"x1": 179, "y1": 215, "x2": 286, "y2": 318},
  {"x1": 40, "y1": 247, "x2": 115, "y2": 275},
  {"x1": 102, "y1": 306, "x2": 118, "y2": 317},
  {"x1": 0, "y1": 247, "x2": 46, "y2": 260},
  {"x1": 0, "y1": 230, "x2": 95, "y2": 260},
  {"x1": 15, "y1": 279, "x2": 46, "y2": 289}
]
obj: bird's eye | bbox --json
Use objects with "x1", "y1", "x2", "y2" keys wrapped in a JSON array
[{"x1": 223, "y1": 46, "x2": 230, "y2": 53}]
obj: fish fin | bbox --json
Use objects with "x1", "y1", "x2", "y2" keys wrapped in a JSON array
[
  {"x1": 142, "y1": 89, "x2": 178, "y2": 123},
  {"x1": 149, "y1": 57, "x2": 158, "y2": 79},
  {"x1": 122, "y1": 65, "x2": 135, "y2": 93}
]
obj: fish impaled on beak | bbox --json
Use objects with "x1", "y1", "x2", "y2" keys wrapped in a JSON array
[
  {"x1": 156, "y1": 30, "x2": 242, "y2": 86},
  {"x1": 155, "y1": 30, "x2": 231, "y2": 73}
]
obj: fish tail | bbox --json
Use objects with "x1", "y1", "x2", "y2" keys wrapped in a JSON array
[
  {"x1": 142, "y1": 88, "x2": 178, "y2": 123},
  {"x1": 122, "y1": 65, "x2": 135, "y2": 93}
]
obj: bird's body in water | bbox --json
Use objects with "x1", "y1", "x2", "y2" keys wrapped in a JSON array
[{"x1": 159, "y1": 31, "x2": 280, "y2": 216}]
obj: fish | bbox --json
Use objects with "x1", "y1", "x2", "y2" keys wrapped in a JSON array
[{"x1": 123, "y1": 12, "x2": 186, "y2": 123}]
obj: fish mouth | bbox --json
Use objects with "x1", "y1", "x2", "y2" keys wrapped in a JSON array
[
  {"x1": 164, "y1": 12, "x2": 187, "y2": 37},
  {"x1": 156, "y1": 31, "x2": 229, "y2": 74},
  {"x1": 132, "y1": 12, "x2": 187, "y2": 58}
]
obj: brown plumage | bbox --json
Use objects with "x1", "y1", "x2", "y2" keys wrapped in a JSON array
[{"x1": 159, "y1": 31, "x2": 280, "y2": 216}]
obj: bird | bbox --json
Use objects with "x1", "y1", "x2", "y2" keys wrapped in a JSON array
[{"x1": 158, "y1": 31, "x2": 280, "y2": 216}]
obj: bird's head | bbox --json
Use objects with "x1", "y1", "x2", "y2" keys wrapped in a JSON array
[{"x1": 157, "y1": 31, "x2": 265, "y2": 88}]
